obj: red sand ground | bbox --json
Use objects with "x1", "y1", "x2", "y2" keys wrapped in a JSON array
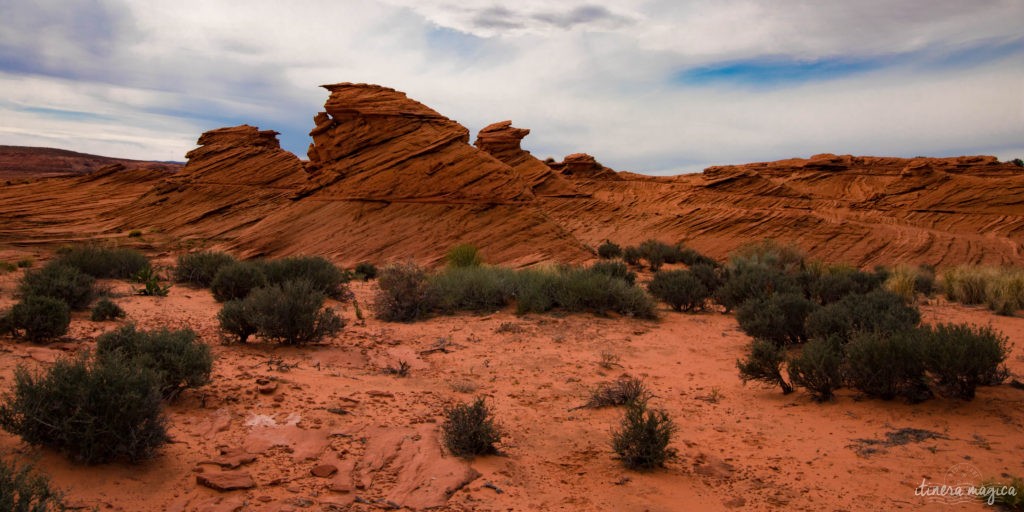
[{"x1": 0, "y1": 251, "x2": 1021, "y2": 512}]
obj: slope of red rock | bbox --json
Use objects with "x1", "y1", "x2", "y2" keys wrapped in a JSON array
[
  {"x1": 473, "y1": 121, "x2": 584, "y2": 197},
  {"x1": 0, "y1": 145, "x2": 182, "y2": 180}
]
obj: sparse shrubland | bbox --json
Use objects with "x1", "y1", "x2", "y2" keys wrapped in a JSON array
[
  {"x1": 174, "y1": 251, "x2": 236, "y2": 286},
  {"x1": 53, "y1": 244, "x2": 150, "y2": 279},
  {"x1": 210, "y1": 261, "x2": 267, "y2": 302},
  {"x1": 647, "y1": 269, "x2": 709, "y2": 312}
]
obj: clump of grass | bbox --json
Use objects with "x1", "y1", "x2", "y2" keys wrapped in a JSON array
[
  {"x1": 90, "y1": 298, "x2": 126, "y2": 321},
  {"x1": 584, "y1": 375, "x2": 650, "y2": 408},
  {"x1": 612, "y1": 400, "x2": 677, "y2": 471},
  {"x1": 442, "y1": 397, "x2": 502, "y2": 458},
  {"x1": 446, "y1": 244, "x2": 482, "y2": 268}
]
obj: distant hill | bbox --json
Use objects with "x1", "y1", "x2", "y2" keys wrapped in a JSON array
[{"x1": 0, "y1": 145, "x2": 182, "y2": 180}]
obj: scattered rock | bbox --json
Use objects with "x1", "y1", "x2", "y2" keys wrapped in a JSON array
[
  {"x1": 196, "y1": 471, "x2": 256, "y2": 491},
  {"x1": 312, "y1": 464, "x2": 338, "y2": 478}
]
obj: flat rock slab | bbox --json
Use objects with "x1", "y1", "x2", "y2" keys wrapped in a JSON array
[
  {"x1": 244, "y1": 424, "x2": 333, "y2": 462},
  {"x1": 196, "y1": 471, "x2": 256, "y2": 491}
]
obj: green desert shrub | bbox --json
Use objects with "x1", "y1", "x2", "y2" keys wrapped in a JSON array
[
  {"x1": 375, "y1": 262, "x2": 437, "y2": 322},
  {"x1": 446, "y1": 244, "x2": 482, "y2": 268},
  {"x1": 597, "y1": 240, "x2": 623, "y2": 259},
  {"x1": 678, "y1": 247, "x2": 717, "y2": 268},
  {"x1": 729, "y1": 239, "x2": 806, "y2": 275},
  {"x1": 844, "y1": 329, "x2": 931, "y2": 402},
  {"x1": 442, "y1": 397, "x2": 502, "y2": 458},
  {"x1": 354, "y1": 261, "x2": 377, "y2": 280},
  {"x1": 16, "y1": 258, "x2": 33, "y2": 269},
  {"x1": 174, "y1": 251, "x2": 236, "y2": 287},
  {"x1": 132, "y1": 267, "x2": 171, "y2": 297},
  {"x1": 584, "y1": 375, "x2": 651, "y2": 408},
  {"x1": 736, "y1": 292, "x2": 818, "y2": 346},
  {"x1": 588, "y1": 260, "x2": 636, "y2": 285},
  {"x1": 0, "y1": 355, "x2": 168, "y2": 464},
  {"x1": 737, "y1": 339, "x2": 793, "y2": 394},
  {"x1": 53, "y1": 245, "x2": 150, "y2": 279},
  {"x1": 19, "y1": 263, "x2": 94, "y2": 310},
  {"x1": 637, "y1": 239, "x2": 684, "y2": 271},
  {"x1": 807, "y1": 264, "x2": 885, "y2": 304},
  {"x1": 547, "y1": 268, "x2": 656, "y2": 318},
  {"x1": 217, "y1": 299, "x2": 257, "y2": 344},
  {"x1": 922, "y1": 323, "x2": 1010, "y2": 400},
  {"x1": 246, "y1": 280, "x2": 343, "y2": 344},
  {"x1": 622, "y1": 246, "x2": 642, "y2": 266},
  {"x1": 714, "y1": 263, "x2": 801, "y2": 313},
  {"x1": 0, "y1": 458, "x2": 66, "y2": 512},
  {"x1": 688, "y1": 263, "x2": 722, "y2": 294},
  {"x1": 647, "y1": 269, "x2": 709, "y2": 312},
  {"x1": 9, "y1": 296, "x2": 70, "y2": 342},
  {"x1": 787, "y1": 337, "x2": 843, "y2": 401},
  {"x1": 210, "y1": 261, "x2": 267, "y2": 302},
  {"x1": 96, "y1": 324, "x2": 213, "y2": 400},
  {"x1": 805, "y1": 289, "x2": 921, "y2": 343},
  {"x1": 430, "y1": 266, "x2": 516, "y2": 313},
  {"x1": 90, "y1": 298, "x2": 125, "y2": 321},
  {"x1": 942, "y1": 265, "x2": 993, "y2": 305},
  {"x1": 510, "y1": 268, "x2": 560, "y2": 314},
  {"x1": 612, "y1": 400, "x2": 677, "y2": 471},
  {"x1": 259, "y1": 256, "x2": 350, "y2": 300},
  {"x1": 985, "y1": 269, "x2": 1024, "y2": 316}
]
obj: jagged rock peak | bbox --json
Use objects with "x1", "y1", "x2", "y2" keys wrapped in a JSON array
[
  {"x1": 318, "y1": 82, "x2": 450, "y2": 120},
  {"x1": 191, "y1": 125, "x2": 281, "y2": 153},
  {"x1": 550, "y1": 153, "x2": 620, "y2": 180},
  {"x1": 474, "y1": 120, "x2": 530, "y2": 153}
]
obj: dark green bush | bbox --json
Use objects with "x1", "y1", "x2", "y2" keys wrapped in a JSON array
[
  {"x1": 805, "y1": 289, "x2": 920, "y2": 343},
  {"x1": 53, "y1": 245, "x2": 150, "y2": 279},
  {"x1": 612, "y1": 401, "x2": 677, "y2": 471},
  {"x1": 429, "y1": 266, "x2": 516, "y2": 313},
  {"x1": 9, "y1": 296, "x2": 70, "y2": 342},
  {"x1": 374, "y1": 263, "x2": 437, "y2": 322},
  {"x1": 923, "y1": 323, "x2": 1010, "y2": 399},
  {"x1": 588, "y1": 261, "x2": 636, "y2": 285},
  {"x1": 446, "y1": 244, "x2": 482, "y2": 268},
  {"x1": 96, "y1": 324, "x2": 213, "y2": 400},
  {"x1": 442, "y1": 397, "x2": 502, "y2": 458},
  {"x1": 637, "y1": 239, "x2": 683, "y2": 271},
  {"x1": 0, "y1": 355, "x2": 168, "y2": 464},
  {"x1": 354, "y1": 261, "x2": 377, "y2": 280},
  {"x1": 622, "y1": 246, "x2": 642, "y2": 266},
  {"x1": 714, "y1": 263, "x2": 801, "y2": 313},
  {"x1": 210, "y1": 261, "x2": 267, "y2": 302},
  {"x1": 729, "y1": 239, "x2": 806, "y2": 275},
  {"x1": 597, "y1": 240, "x2": 623, "y2": 259},
  {"x1": 259, "y1": 256, "x2": 350, "y2": 300},
  {"x1": 844, "y1": 329, "x2": 931, "y2": 402},
  {"x1": 246, "y1": 280, "x2": 343, "y2": 344},
  {"x1": 19, "y1": 263, "x2": 94, "y2": 310},
  {"x1": 218, "y1": 299, "x2": 257, "y2": 343},
  {"x1": 90, "y1": 298, "x2": 125, "y2": 321},
  {"x1": 548, "y1": 268, "x2": 656, "y2": 318},
  {"x1": 787, "y1": 337, "x2": 843, "y2": 401},
  {"x1": 584, "y1": 375, "x2": 650, "y2": 408},
  {"x1": 737, "y1": 339, "x2": 793, "y2": 394},
  {"x1": 647, "y1": 270, "x2": 709, "y2": 312},
  {"x1": 0, "y1": 458, "x2": 66, "y2": 512},
  {"x1": 678, "y1": 247, "x2": 717, "y2": 268},
  {"x1": 174, "y1": 251, "x2": 236, "y2": 287},
  {"x1": 16, "y1": 258, "x2": 33, "y2": 269},
  {"x1": 511, "y1": 269, "x2": 559, "y2": 314},
  {"x1": 736, "y1": 292, "x2": 818, "y2": 346},
  {"x1": 807, "y1": 266, "x2": 885, "y2": 304},
  {"x1": 688, "y1": 263, "x2": 722, "y2": 294}
]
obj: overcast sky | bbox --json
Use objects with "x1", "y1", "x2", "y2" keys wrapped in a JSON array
[{"x1": 1, "y1": 0, "x2": 1022, "y2": 174}]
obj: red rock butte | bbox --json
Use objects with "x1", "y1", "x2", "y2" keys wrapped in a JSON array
[{"x1": 1, "y1": 83, "x2": 1023, "y2": 268}]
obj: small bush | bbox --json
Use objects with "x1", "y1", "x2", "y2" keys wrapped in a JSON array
[
  {"x1": 584, "y1": 376, "x2": 650, "y2": 408},
  {"x1": 548, "y1": 268, "x2": 656, "y2": 318},
  {"x1": 787, "y1": 337, "x2": 843, "y2": 401},
  {"x1": 805, "y1": 289, "x2": 920, "y2": 343},
  {"x1": 53, "y1": 245, "x2": 150, "y2": 279},
  {"x1": 0, "y1": 355, "x2": 168, "y2": 464},
  {"x1": 96, "y1": 324, "x2": 213, "y2": 400},
  {"x1": 174, "y1": 251, "x2": 236, "y2": 287},
  {"x1": 19, "y1": 263, "x2": 94, "y2": 310},
  {"x1": 736, "y1": 292, "x2": 818, "y2": 346},
  {"x1": 430, "y1": 266, "x2": 516, "y2": 313},
  {"x1": 647, "y1": 270, "x2": 709, "y2": 312},
  {"x1": 622, "y1": 246, "x2": 642, "y2": 266},
  {"x1": 922, "y1": 323, "x2": 1010, "y2": 399},
  {"x1": 588, "y1": 260, "x2": 636, "y2": 285},
  {"x1": 375, "y1": 263, "x2": 438, "y2": 322},
  {"x1": 612, "y1": 401, "x2": 677, "y2": 471},
  {"x1": 807, "y1": 265, "x2": 885, "y2": 304},
  {"x1": 90, "y1": 298, "x2": 125, "y2": 321},
  {"x1": 218, "y1": 299, "x2": 257, "y2": 343},
  {"x1": 446, "y1": 244, "x2": 482, "y2": 268},
  {"x1": 637, "y1": 239, "x2": 683, "y2": 271},
  {"x1": 688, "y1": 263, "x2": 722, "y2": 293},
  {"x1": 9, "y1": 296, "x2": 70, "y2": 342},
  {"x1": 986, "y1": 270, "x2": 1024, "y2": 316},
  {"x1": 246, "y1": 280, "x2": 344, "y2": 344},
  {"x1": 714, "y1": 263, "x2": 801, "y2": 313},
  {"x1": 511, "y1": 269, "x2": 560, "y2": 314},
  {"x1": 737, "y1": 339, "x2": 793, "y2": 394},
  {"x1": 678, "y1": 247, "x2": 717, "y2": 267},
  {"x1": 844, "y1": 329, "x2": 931, "y2": 401},
  {"x1": 210, "y1": 261, "x2": 267, "y2": 302},
  {"x1": 729, "y1": 239, "x2": 806, "y2": 275},
  {"x1": 0, "y1": 262, "x2": 16, "y2": 273},
  {"x1": 16, "y1": 258, "x2": 33, "y2": 269},
  {"x1": 260, "y1": 256, "x2": 350, "y2": 300},
  {"x1": 442, "y1": 397, "x2": 502, "y2": 458},
  {"x1": 133, "y1": 267, "x2": 171, "y2": 297},
  {"x1": 354, "y1": 261, "x2": 377, "y2": 280},
  {"x1": 0, "y1": 458, "x2": 66, "y2": 511},
  {"x1": 942, "y1": 266, "x2": 993, "y2": 305},
  {"x1": 597, "y1": 240, "x2": 623, "y2": 259}
]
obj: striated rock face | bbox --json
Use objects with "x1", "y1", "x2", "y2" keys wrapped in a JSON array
[
  {"x1": 549, "y1": 153, "x2": 621, "y2": 180},
  {"x1": 0, "y1": 145, "x2": 182, "y2": 180},
  {"x1": 474, "y1": 121, "x2": 583, "y2": 197}
]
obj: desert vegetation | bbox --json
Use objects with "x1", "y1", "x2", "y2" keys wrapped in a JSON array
[{"x1": 942, "y1": 265, "x2": 1024, "y2": 316}]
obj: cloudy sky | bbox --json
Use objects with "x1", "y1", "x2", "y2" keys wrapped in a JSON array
[{"x1": 1, "y1": 0, "x2": 1022, "y2": 174}]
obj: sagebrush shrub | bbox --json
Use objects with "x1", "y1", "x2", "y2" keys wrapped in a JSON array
[
  {"x1": 845, "y1": 329, "x2": 931, "y2": 402},
  {"x1": 942, "y1": 266, "x2": 992, "y2": 305},
  {"x1": 805, "y1": 289, "x2": 920, "y2": 343},
  {"x1": 96, "y1": 324, "x2": 213, "y2": 400},
  {"x1": 19, "y1": 263, "x2": 94, "y2": 310},
  {"x1": 210, "y1": 261, "x2": 267, "y2": 302},
  {"x1": 0, "y1": 458, "x2": 66, "y2": 511},
  {"x1": 688, "y1": 263, "x2": 722, "y2": 294},
  {"x1": 218, "y1": 299, "x2": 257, "y2": 343},
  {"x1": 612, "y1": 401, "x2": 677, "y2": 471},
  {"x1": 808, "y1": 265, "x2": 885, "y2": 304},
  {"x1": 787, "y1": 337, "x2": 843, "y2": 401},
  {"x1": 549, "y1": 268, "x2": 656, "y2": 318},
  {"x1": 585, "y1": 375, "x2": 650, "y2": 408},
  {"x1": 260, "y1": 256, "x2": 351, "y2": 300},
  {"x1": 647, "y1": 270, "x2": 708, "y2": 312},
  {"x1": 985, "y1": 270, "x2": 1024, "y2": 316},
  {"x1": 354, "y1": 261, "x2": 377, "y2": 280},
  {"x1": 246, "y1": 280, "x2": 343, "y2": 344},
  {"x1": 637, "y1": 239, "x2": 683, "y2": 271},
  {"x1": 736, "y1": 292, "x2": 818, "y2": 346},
  {"x1": 442, "y1": 397, "x2": 502, "y2": 458},
  {"x1": 90, "y1": 298, "x2": 125, "y2": 321},
  {"x1": 923, "y1": 323, "x2": 1010, "y2": 399},
  {"x1": 622, "y1": 246, "x2": 642, "y2": 266},
  {"x1": 375, "y1": 263, "x2": 437, "y2": 322},
  {"x1": 429, "y1": 266, "x2": 516, "y2": 313},
  {"x1": 174, "y1": 251, "x2": 236, "y2": 286},
  {"x1": 446, "y1": 244, "x2": 482, "y2": 268},
  {"x1": 729, "y1": 239, "x2": 806, "y2": 275},
  {"x1": 53, "y1": 245, "x2": 150, "y2": 279},
  {"x1": 678, "y1": 247, "x2": 717, "y2": 267},
  {"x1": 9, "y1": 296, "x2": 70, "y2": 342},
  {"x1": 737, "y1": 339, "x2": 793, "y2": 394},
  {"x1": 597, "y1": 240, "x2": 623, "y2": 259},
  {"x1": 0, "y1": 355, "x2": 168, "y2": 464},
  {"x1": 714, "y1": 262, "x2": 801, "y2": 313},
  {"x1": 588, "y1": 260, "x2": 636, "y2": 285}
]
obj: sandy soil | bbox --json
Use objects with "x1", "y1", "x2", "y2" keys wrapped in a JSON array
[{"x1": 0, "y1": 254, "x2": 1021, "y2": 511}]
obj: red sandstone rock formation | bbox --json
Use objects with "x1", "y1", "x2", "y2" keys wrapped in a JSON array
[
  {"x1": 474, "y1": 120, "x2": 583, "y2": 197},
  {"x1": 0, "y1": 145, "x2": 182, "y2": 180}
]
